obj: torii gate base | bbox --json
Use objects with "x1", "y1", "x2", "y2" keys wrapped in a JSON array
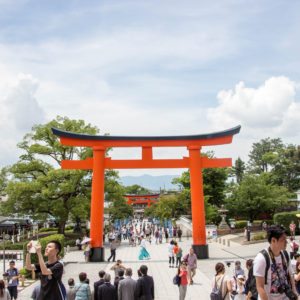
[{"x1": 52, "y1": 126, "x2": 240, "y2": 261}]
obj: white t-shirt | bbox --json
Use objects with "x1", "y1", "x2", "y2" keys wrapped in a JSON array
[
  {"x1": 253, "y1": 250, "x2": 292, "y2": 300},
  {"x1": 168, "y1": 244, "x2": 175, "y2": 257}
]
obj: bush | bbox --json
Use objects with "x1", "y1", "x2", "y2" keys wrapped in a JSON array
[
  {"x1": 19, "y1": 267, "x2": 31, "y2": 278},
  {"x1": 273, "y1": 211, "x2": 299, "y2": 233},
  {"x1": 252, "y1": 232, "x2": 267, "y2": 241},
  {"x1": 26, "y1": 234, "x2": 65, "y2": 265},
  {"x1": 3, "y1": 241, "x2": 26, "y2": 250},
  {"x1": 235, "y1": 220, "x2": 248, "y2": 229},
  {"x1": 39, "y1": 228, "x2": 58, "y2": 233}
]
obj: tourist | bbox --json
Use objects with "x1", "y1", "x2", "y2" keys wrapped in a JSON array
[
  {"x1": 290, "y1": 221, "x2": 296, "y2": 239},
  {"x1": 158, "y1": 228, "x2": 163, "y2": 244},
  {"x1": 110, "y1": 260, "x2": 126, "y2": 277},
  {"x1": 168, "y1": 240, "x2": 175, "y2": 268},
  {"x1": 4, "y1": 260, "x2": 19, "y2": 300},
  {"x1": 75, "y1": 238, "x2": 82, "y2": 251},
  {"x1": 25, "y1": 240, "x2": 66, "y2": 300},
  {"x1": 253, "y1": 225, "x2": 298, "y2": 299},
  {"x1": 31, "y1": 282, "x2": 41, "y2": 300},
  {"x1": 82, "y1": 242, "x2": 90, "y2": 263},
  {"x1": 114, "y1": 269, "x2": 125, "y2": 290},
  {"x1": 0, "y1": 280, "x2": 11, "y2": 300},
  {"x1": 178, "y1": 262, "x2": 188, "y2": 300},
  {"x1": 183, "y1": 248, "x2": 197, "y2": 285},
  {"x1": 233, "y1": 261, "x2": 245, "y2": 277},
  {"x1": 97, "y1": 274, "x2": 117, "y2": 300},
  {"x1": 66, "y1": 278, "x2": 76, "y2": 300},
  {"x1": 74, "y1": 272, "x2": 91, "y2": 300},
  {"x1": 107, "y1": 239, "x2": 117, "y2": 262},
  {"x1": 177, "y1": 227, "x2": 183, "y2": 242},
  {"x1": 118, "y1": 268, "x2": 137, "y2": 300},
  {"x1": 244, "y1": 259, "x2": 257, "y2": 300},
  {"x1": 290, "y1": 236, "x2": 299, "y2": 259},
  {"x1": 135, "y1": 265, "x2": 154, "y2": 300},
  {"x1": 93, "y1": 270, "x2": 105, "y2": 300},
  {"x1": 232, "y1": 275, "x2": 246, "y2": 300},
  {"x1": 212, "y1": 262, "x2": 232, "y2": 300},
  {"x1": 138, "y1": 236, "x2": 151, "y2": 260},
  {"x1": 165, "y1": 228, "x2": 169, "y2": 243},
  {"x1": 154, "y1": 229, "x2": 159, "y2": 244},
  {"x1": 294, "y1": 261, "x2": 300, "y2": 294}
]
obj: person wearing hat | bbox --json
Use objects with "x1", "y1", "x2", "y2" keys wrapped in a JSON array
[
  {"x1": 231, "y1": 261, "x2": 245, "y2": 298},
  {"x1": 232, "y1": 275, "x2": 246, "y2": 299}
]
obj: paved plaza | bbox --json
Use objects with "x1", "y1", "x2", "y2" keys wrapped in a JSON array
[{"x1": 17, "y1": 234, "x2": 270, "y2": 300}]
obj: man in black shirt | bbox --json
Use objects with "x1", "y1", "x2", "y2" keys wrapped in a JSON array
[{"x1": 25, "y1": 240, "x2": 65, "y2": 300}]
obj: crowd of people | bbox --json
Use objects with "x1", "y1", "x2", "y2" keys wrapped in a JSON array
[
  {"x1": 211, "y1": 224, "x2": 300, "y2": 300},
  {"x1": 3, "y1": 219, "x2": 300, "y2": 299}
]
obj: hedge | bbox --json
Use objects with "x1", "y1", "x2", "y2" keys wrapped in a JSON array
[
  {"x1": 235, "y1": 221, "x2": 248, "y2": 229},
  {"x1": 273, "y1": 211, "x2": 299, "y2": 233},
  {"x1": 25, "y1": 234, "x2": 65, "y2": 265},
  {"x1": 39, "y1": 228, "x2": 58, "y2": 233}
]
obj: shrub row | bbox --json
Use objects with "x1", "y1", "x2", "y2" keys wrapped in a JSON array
[{"x1": 273, "y1": 211, "x2": 300, "y2": 233}]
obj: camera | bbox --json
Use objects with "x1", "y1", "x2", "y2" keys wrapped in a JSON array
[{"x1": 278, "y1": 284, "x2": 297, "y2": 300}]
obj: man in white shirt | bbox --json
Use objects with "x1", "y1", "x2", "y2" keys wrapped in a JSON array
[{"x1": 253, "y1": 225, "x2": 298, "y2": 300}]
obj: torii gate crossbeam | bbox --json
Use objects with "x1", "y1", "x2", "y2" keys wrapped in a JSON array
[{"x1": 52, "y1": 125, "x2": 241, "y2": 262}]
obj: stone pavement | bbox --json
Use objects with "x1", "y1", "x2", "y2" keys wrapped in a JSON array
[{"x1": 18, "y1": 234, "x2": 271, "y2": 300}]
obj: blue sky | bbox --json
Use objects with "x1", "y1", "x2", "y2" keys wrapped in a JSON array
[{"x1": 0, "y1": 0, "x2": 299, "y2": 176}]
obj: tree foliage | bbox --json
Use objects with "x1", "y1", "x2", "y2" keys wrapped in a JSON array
[
  {"x1": 144, "y1": 194, "x2": 187, "y2": 221},
  {"x1": 123, "y1": 184, "x2": 151, "y2": 195},
  {"x1": 231, "y1": 157, "x2": 246, "y2": 184},
  {"x1": 107, "y1": 197, "x2": 133, "y2": 222},
  {"x1": 247, "y1": 138, "x2": 300, "y2": 192},
  {"x1": 225, "y1": 174, "x2": 290, "y2": 222},
  {"x1": 3, "y1": 116, "x2": 122, "y2": 234}
]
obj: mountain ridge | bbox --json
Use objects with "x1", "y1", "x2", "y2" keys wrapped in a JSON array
[{"x1": 119, "y1": 174, "x2": 180, "y2": 191}]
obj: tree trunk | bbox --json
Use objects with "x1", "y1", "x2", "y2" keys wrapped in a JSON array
[{"x1": 58, "y1": 220, "x2": 66, "y2": 234}]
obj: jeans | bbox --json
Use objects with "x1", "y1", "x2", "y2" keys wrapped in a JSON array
[{"x1": 108, "y1": 249, "x2": 116, "y2": 262}]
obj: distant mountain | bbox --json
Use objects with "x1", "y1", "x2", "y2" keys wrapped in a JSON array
[{"x1": 119, "y1": 174, "x2": 180, "y2": 191}]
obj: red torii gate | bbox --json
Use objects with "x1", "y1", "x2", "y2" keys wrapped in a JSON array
[{"x1": 52, "y1": 125, "x2": 240, "y2": 261}]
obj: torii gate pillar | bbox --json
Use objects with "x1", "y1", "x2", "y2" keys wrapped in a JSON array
[
  {"x1": 189, "y1": 146, "x2": 208, "y2": 257},
  {"x1": 90, "y1": 147, "x2": 105, "y2": 261}
]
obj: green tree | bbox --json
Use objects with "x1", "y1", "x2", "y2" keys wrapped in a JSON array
[
  {"x1": 3, "y1": 116, "x2": 119, "y2": 234},
  {"x1": 270, "y1": 144, "x2": 300, "y2": 192},
  {"x1": 0, "y1": 168, "x2": 8, "y2": 197},
  {"x1": 225, "y1": 174, "x2": 290, "y2": 222},
  {"x1": 231, "y1": 157, "x2": 246, "y2": 184},
  {"x1": 248, "y1": 138, "x2": 284, "y2": 173},
  {"x1": 107, "y1": 197, "x2": 133, "y2": 222},
  {"x1": 248, "y1": 138, "x2": 300, "y2": 192},
  {"x1": 146, "y1": 194, "x2": 187, "y2": 221},
  {"x1": 123, "y1": 184, "x2": 150, "y2": 195}
]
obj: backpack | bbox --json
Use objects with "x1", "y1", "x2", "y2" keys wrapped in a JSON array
[
  {"x1": 173, "y1": 274, "x2": 181, "y2": 286},
  {"x1": 210, "y1": 276, "x2": 225, "y2": 300}
]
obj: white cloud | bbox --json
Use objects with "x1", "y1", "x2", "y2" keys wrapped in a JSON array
[
  {"x1": 207, "y1": 76, "x2": 300, "y2": 138},
  {"x1": 0, "y1": 73, "x2": 45, "y2": 165}
]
